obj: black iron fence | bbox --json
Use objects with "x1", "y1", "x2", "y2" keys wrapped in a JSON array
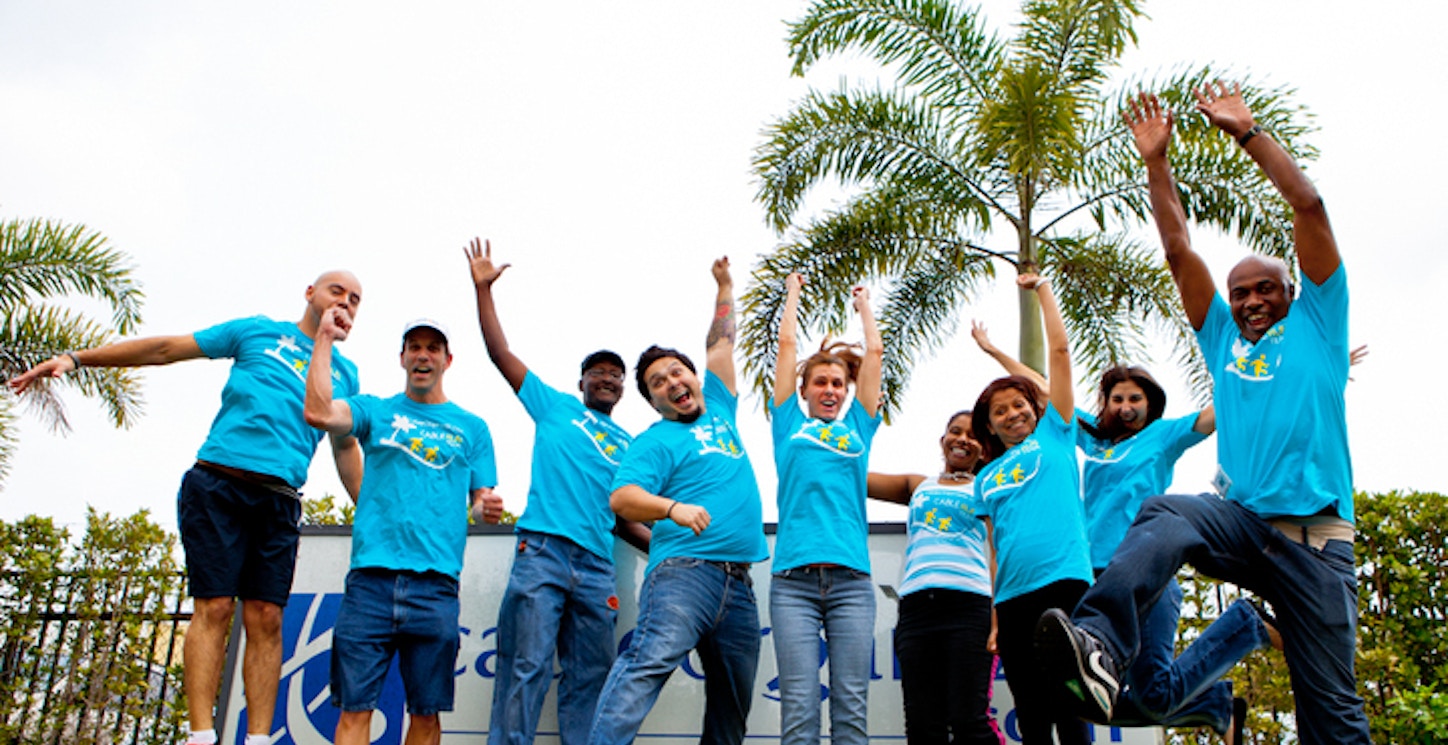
[{"x1": 0, "y1": 567, "x2": 189, "y2": 744}]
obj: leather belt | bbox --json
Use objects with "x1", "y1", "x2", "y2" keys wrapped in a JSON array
[{"x1": 196, "y1": 460, "x2": 299, "y2": 499}]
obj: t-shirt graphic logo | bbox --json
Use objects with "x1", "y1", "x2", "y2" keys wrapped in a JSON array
[
  {"x1": 264, "y1": 334, "x2": 345, "y2": 383},
  {"x1": 379, "y1": 413, "x2": 461, "y2": 470},
  {"x1": 789, "y1": 419, "x2": 866, "y2": 457},
  {"x1": 1227, "y1": 338, "x2": 1277, "y2": 382},
  {"x1": 572, "y1": 411, "x2": 629, "y2": 465},
  {"x1": 690, "y1": 417, "x2": 743, "y2": 459},
  {"x1": 979, "y1": 454, "x2": 1042, "y2": 500},
  {"x1": 1083, "y1": 442, "x2": 1132, "y2": 464}
]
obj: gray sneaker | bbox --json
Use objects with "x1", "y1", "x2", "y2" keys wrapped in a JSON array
[{"x1": 1035, "y1": 608, "x2": 1120, "y2": 722}]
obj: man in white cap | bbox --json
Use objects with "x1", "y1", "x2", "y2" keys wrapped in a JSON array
[{"x1": 304, "y1": 310, "x2": 503, "y2": 745}]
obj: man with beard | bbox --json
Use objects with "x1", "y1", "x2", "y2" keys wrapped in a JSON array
[{"x1": 586, "y1": 257, "x2": 769, "y2": 745}]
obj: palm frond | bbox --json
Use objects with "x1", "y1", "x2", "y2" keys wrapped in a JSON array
[
  {"x1": 874, "y1": 245, "x2": 996, "y2": 417},
  {"x1": 0, "y1": 398, "x2": 17, "y2": 486},
  {"x1": 1017, "y1": 0, "x2": 1142, "y2": 92},
  {"x1": 755, "y1": 87, "x2": 998, "y2": 231},
  {"x1": 0, "y1": 218, "x2": 145, "y2": 334},
  {"x1": 1, "y1": 303, "x2": 144, "y2": 433},
  {"x1": 788, "y1": 0, "x2": 1005, "y2": 104}
]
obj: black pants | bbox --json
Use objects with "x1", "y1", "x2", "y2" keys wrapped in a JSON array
[
  {"x1": 894, "y1": 589, "x2": 1001, "y2": 745},
  {"x1": 994, "y1": 580, "x2": 1091, "y2": 745}
]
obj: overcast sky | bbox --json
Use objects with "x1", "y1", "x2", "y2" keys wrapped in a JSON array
[{"x1": 3, "y1": 1, "x2": 1444, "y2": 532}]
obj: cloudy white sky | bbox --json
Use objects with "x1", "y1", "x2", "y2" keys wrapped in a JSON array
[{"x1": 3, "y1": 1, "x2": 1444, "y2": 532}]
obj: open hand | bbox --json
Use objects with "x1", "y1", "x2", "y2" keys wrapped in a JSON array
[
  {"x1": 1194, "y1": 81, "x2": 1256, "y2": 141},
  {"x1": 465, "y1": 237, "x2": 511, "y2": 287},
  {"x1": 1124, "y1": 92, "x2": 1173, "y2": 160}
]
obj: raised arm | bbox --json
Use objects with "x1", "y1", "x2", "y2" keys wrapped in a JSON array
[
  {"x1": 465, "y1": 237, "x2": 529, "y2": 392},
  {"x1": 772, "y1": 273, "x2": 804, "y2": 407},
  {"x1": 852, "y1": 286, "x2": 884, "y2": 417},
  {"x1": 1021, "y1": 274, "x2": 1072, "y2": 423},
  {"x1": 303, "y1": 307, "x2": 355, "y2": 436},
  {"x1": 705, "y1": 257, "x2": 737, "y2": 394},
  {"x1": 1196, "y1": 81, "x2": 1339, "y2": 284},
  {"x1": 7, "y1": 334, "x2": 204, "y2": 394},
  {"x1": 971, "y1": 320, "x2": 1047, "y2": 397},
  {"x1": 1125, "y1": 93, "x2": 1215, "y2": 330}
]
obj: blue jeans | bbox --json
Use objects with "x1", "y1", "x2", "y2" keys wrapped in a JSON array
[
  {"x1": 1109, "y1": 578, "x2": 1270, "y2": 733},
  {"x1": 490, "y1": 530, "x2": 619, "y2": 745},
  {"x1": 1073, "y1": 494, "x2": 1370, "y2": 745},
  {"x1": 587, "y1": 557, "x2": 760, "y2": 745},
  {"x1": 769, "y1": 566, "x2": 876, "y2": 745},
  {"x1": 331, "y1": 568, "x2": 460, "y2": 716}
]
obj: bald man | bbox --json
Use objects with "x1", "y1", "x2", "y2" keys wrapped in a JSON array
[
  {"x1": 1036, "y1": 84, "x2": 1369, "y2": 744},
  {"x1": 9, "y1": 270, "x2": 366, "y2": 745}
]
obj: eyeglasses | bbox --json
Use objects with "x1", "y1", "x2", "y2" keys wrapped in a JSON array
[{"x1": 585, "y1": 369, "x2": 624, "y2": 382}]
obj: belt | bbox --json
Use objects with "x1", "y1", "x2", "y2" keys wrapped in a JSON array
[
  {"x1": 1267, "y1": 516, "x2": 1354, "y2": 550},
  {"x1": 196, "y1": 460, "x2": 299, "y2": 499},
  {"x1": 707, "y1": 561, "x2": 752, "y2": 582}
]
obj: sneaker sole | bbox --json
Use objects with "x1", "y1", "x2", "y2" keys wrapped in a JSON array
[{"x1": 1035, "y1": 609, "x2": 1116, "y2": 722}]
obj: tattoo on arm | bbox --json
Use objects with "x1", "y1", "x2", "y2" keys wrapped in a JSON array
[{"x1": 706, "y1": 299, "x2": 735, "y2": 349}]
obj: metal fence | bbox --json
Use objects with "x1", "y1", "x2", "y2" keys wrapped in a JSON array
[{"x1": 0, "y1": 568, "x2": 189, "y2": 744}]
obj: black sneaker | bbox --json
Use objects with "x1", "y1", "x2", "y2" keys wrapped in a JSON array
[{"x1": 1035, "y1": 608, "x2": 1120, "y2": 722}]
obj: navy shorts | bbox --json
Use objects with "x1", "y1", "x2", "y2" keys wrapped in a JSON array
[
  {"x1": 177, "y1": 465, "x2": 301, "y2": 606},
  {"x1": 331, "y1": 568, "x2": 461, "y2": 716}
]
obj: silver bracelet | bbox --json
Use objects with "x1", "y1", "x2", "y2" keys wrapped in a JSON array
[{"x1": 64, "y1": 351, "x2": 83, "y2": 369}]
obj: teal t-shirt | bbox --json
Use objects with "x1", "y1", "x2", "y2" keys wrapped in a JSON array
[
  {"x1": 1195, "y1": 266, "x2": 1353, "y2": 521},
  {"x1": 514, "y1": 372, "x2": 633, "y2": 561},
  {"x1": 975, "y1": 406, "x2": 1092, "y2": 604},
  {"x1": 770, "y1": 393, "x2": 881, "y2": 573},
  {"x1": 346, "y1": 394, "x2": 497, "y2": 579},
  {"x1": 194, "y1": 316, "x2": 360, "y2": 487},
  {"x1": 1077, "y1": 410, "x2": 1208, "y2": 569},
  {"x1": 611, "y1": 372, "x2": 769, "y2": 575}
]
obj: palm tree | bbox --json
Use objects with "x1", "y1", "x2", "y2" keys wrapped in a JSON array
[
  {"x1": 0, "y1": 216, "x2": 145, "y2": 483},
  {"x1": 741, "y1": 0, "x2": 1316, "y2": 416}
]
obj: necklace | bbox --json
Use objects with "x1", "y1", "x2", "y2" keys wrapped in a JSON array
[{"x1": 939, "y1": 470, "x2": 974, "y2": 483}]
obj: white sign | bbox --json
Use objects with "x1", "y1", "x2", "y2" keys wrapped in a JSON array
[{"x1": 220, "y1": 527, "x2": 1158, "y2": 744}]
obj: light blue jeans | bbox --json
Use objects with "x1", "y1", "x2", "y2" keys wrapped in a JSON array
[
  {"x1": 587, "y1": 557, "x2": 760, "y2": 745},
  {"x1": 769, "y1": 566, "x2": 876, "y2": 745},
  {"x1": 490, "y1": 530, "x2": 619, "y2": 745}
]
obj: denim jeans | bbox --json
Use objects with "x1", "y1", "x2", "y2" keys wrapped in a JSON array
[
  {"x1": 1108, "y1": 578, "x2": 1269, "y2": 733},
  {"x1": 893, "y1": 588, "x2": 1002, "y2": 745},
  {"x1": 490, "y1": 530, "x2": 619, "y2": 745},
  {"x1": 587, "y1": 557, "x2": 760, "y2": 745},
  {"x1": 1073, "y1": 494, "x2": 1370, "y2": 745},
  {"x1": 769, "y1": 567, "x2": 876, "y2": 745},
  {"x1": 331, "y1": 568, "x2": 460, "y2": 716}
]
